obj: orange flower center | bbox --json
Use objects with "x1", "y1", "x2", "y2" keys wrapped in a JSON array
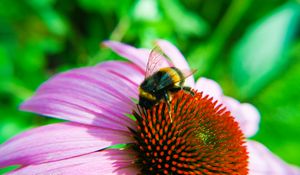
[{"x1": 130, "y1": 90, "x2": 248, "y2": 175}]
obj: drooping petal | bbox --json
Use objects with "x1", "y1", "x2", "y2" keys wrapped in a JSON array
[
  {"x1": 247, "y1": 141, "x2": 300, "y2": 175},
  {"x1": 9, "y1": 150, "x2": 139, "y2": 175},
  {"x1": 0, "y1": 122, "x2": 133, "y2": 168},
  {"x1": 156, "y1": 39, "x2": 195, "y2": 86},
  {"x1": 20, "y1": 62, "x2": 140, "y2": 131},
  {"x1": 195, "y1": 77, "x2": 223, "y2": 102},
  {"x1": 223, "y1": 96, "x2": 260, "y2": 137},
  {"x1": 102, "y1": 41, "x2": 149, "y2": 71}
]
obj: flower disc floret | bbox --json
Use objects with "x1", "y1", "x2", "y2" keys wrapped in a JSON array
[{"x1": 130, "y1": 90, "x2": 248, "y2": 175}]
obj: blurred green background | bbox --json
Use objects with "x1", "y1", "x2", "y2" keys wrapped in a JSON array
[{"x1": 0, "y1": 0, "x2": 300, "y2": 172}]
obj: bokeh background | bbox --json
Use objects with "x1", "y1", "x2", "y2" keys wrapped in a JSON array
[{"x1": 0, "y1": 0, "x2": 300, "y2": 173}]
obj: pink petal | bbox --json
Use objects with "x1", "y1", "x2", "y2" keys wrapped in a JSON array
[
  {"x1": 156, "y1": 39, "x2": 195, "y2": 86},
  {"x1": 195, "y1": 77, "x2": 223, "y2": 103},
  {"x1": 102, "y1": 41, "x2": 149, "y2": 71},
  {"x1": 20, "y1": 63, "x2": 140, "y2": 131},
  {"x1": 96, "y1": 61, "x2": 145, "y2": 86},
  {"x1": 223, "y1": 96, "x2": 260, "y2": 137},
  {"x1": 195, "y1": 77, "x2": 260, "y2": 138},
  {"x1": 0, "y1": 123, "x2": 133, "y2": 168},
  {"x1": 9, "y1": 150, "x2": 139, "y2": 175},
  {"x1": 247, "y1": 141, "x2": 300, "y2": 175},
  {"x1": 239, "y1": 103, "x2": 260, "y2": 137},
  {"x1": 104, "y1": 40, "x2": 195, "y2": 87}
]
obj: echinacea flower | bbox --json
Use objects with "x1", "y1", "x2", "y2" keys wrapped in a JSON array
[{"x1": 0, "y1": 40, "x2": 299, "y2": 175}]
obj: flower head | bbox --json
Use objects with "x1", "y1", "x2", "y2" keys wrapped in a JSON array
[
  {"x1": 0, "y1": 40, "x2": 299, "y2": 175},
  {"x1": 132, "y1": 90, "x2": 248, "y2": 174}
]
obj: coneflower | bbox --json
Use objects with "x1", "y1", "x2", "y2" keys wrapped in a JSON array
[{"x1": 0, "y1": 40, "x2": 298, "y2": 175}]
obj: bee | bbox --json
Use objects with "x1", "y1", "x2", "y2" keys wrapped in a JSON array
[{"x1": 138, "y1": 45, "x2": 195, "y2": 121}]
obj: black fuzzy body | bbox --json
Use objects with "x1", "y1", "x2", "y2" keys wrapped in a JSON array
[{"x1": 138, "y1": 67, "x2": 184, "y2": 109}]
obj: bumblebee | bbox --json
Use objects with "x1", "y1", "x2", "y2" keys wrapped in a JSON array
[{"x1": 138, "y1": 46, "x2": 195, "y2": 114}]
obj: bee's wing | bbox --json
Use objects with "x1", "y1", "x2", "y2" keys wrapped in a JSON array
[
  {"x1": 181, "y1": 69, "x2": 197, "y2": 80},
  {"x1": 145, "y1": 46, "x2": 173, "y2": 78}
]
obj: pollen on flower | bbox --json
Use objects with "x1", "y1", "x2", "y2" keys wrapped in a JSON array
[{"x1": 129, "y1": 90, "x2": 248, "y2": 175}]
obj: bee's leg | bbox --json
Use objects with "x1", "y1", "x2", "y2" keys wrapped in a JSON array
[
  {"x1": 182, "y1": 86, "x2": 195, "y2": 96},
  {"x1": 163, "y1": 92, "x2": 173, "y2": 123},
  {"x1": 169, "y1": 86, "x2": 195, "y2": 96},
  {"x1": 169, "y1": 86, "x2": 181, "y2": 92}
]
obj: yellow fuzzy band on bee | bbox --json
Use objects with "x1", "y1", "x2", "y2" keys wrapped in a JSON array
[
  {"x1": 139, "y1": 87, "x2": 156, "y2": 100},
  {"x1": 160, "y1": 67, "x2": 181, "y2": 83}
]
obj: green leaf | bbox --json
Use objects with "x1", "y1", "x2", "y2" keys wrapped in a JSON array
[
  {"x1": 40, "y1": 9, "x2": 68, "y2": 36},
  {"x1": 26, "y1": 0, "x2": 56, "y2": 8},
  {"x1": 159, "y1": 0, "x2": 208, "y2": 36},
  {"x1": 132, "y1": 0, "x2": 161, "y2": 22},
  {"x1": 253, "y1": 49, "x2": 300, "y2": 166},
  {"x1": 0, "y1": 45, "x2": 13, "y2": 82},
  {"x1": 0, "y1": 165, "x2": 19, "y2": 174},
  {"x1": 231, "y1": 2, "x2": 300, "y2": 99},
  {"x1": 26, "y1": 0, "x2": 68, "y2": 36},
  {"x1": 78, "y1": 0, "x2": 120, "y2": 13}
]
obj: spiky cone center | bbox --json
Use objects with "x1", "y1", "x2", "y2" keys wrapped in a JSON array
[{"x1": 130, "y1": 90, "x2": 248, "y2": 175}]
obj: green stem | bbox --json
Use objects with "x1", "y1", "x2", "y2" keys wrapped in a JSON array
[
  {"x1": 88, "y1": 16, "x2": 130, "y2": 65},
  {"x1": 192, "y1": 0, "x2": 253, "y2": 77},
  {"x1": 209, "y1": 0, "x2": 253, "y2": 51},
  {"x1": 6, "y1": 81, "x2": 33, "y2": 100},
  {"x1": 109, "y1": 16, "x2": 130, "y2": 41}
]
